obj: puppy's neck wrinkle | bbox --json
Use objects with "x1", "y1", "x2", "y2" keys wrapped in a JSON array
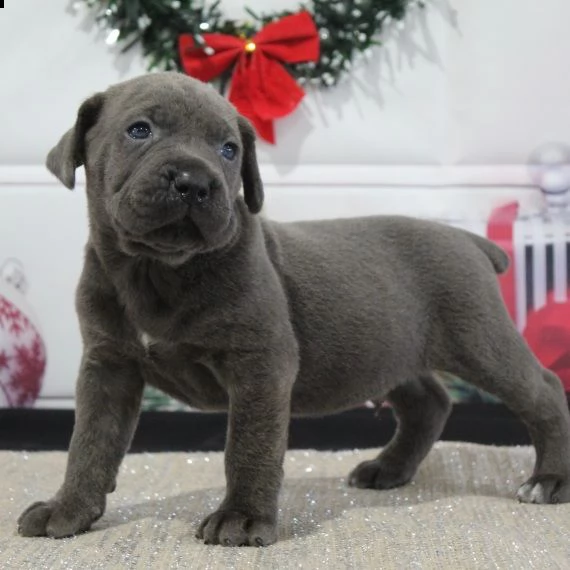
[{"x1": 92, "y1": 199, "x2": 262, "y2": 340}]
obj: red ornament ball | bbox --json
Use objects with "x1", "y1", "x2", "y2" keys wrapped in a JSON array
[{"x1": 0, "y1": 283, "x2": 46, "y2": 407}]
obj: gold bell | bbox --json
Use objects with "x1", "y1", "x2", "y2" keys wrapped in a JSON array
[{"x1": 244, "y1": 41, "x2": 256, "y2": 53}]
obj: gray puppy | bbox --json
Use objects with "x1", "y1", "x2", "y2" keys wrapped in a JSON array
[{"x1": 18, "y1": 72, "x2": 570, "y2": 547}]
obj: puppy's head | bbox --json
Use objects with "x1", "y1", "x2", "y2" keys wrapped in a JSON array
[{"x1": 47, "y1": 72, "x2": 263, "y2": 265}]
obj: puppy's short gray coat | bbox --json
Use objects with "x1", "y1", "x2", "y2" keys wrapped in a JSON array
[{"x1": 18, "y1": 72, "x2": 570, "y2": 546}]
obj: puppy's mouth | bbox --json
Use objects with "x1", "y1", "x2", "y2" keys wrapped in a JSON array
[
  {"x1": 121, "y1": 219, "x2": 201, "y2": 256},
  {"x1": 141, "y1": 218, "x2": 202, "y2": 245},
  {"x1": 117, "y1": 206, "x2": 236, "y2": 263}
]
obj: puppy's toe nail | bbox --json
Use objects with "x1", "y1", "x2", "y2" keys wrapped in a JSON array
[
  {"x1": 516, "y1": 483, "x2": 532, "y2": 502},
  {"x1": 530, "y1": 484, "x2": 546, "y2": 504},
  {"x1": 254, "y1": 536, "x2": 264, "y2": 547}
]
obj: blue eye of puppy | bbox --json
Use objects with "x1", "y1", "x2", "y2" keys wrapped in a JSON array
[
  {"x1": 127, "y1": 122, "x2": 152, "y2": 140},
  {"x1": 221, "y1": 143, "x2": 238, "y2": 160}
]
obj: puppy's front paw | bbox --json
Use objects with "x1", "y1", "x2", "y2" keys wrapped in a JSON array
[
  {"x1": 196, "y1": 509, "x2": 277, "y2": 547},
  {"x1": 348, "y1": 459, "x2": 414, "y2": 490},
  {"x1": 17, "y1": 496, "x2": 104, "y2": 538},
  {"x1": 517, "y1": 474, "x2": 570, "y2": 504}
]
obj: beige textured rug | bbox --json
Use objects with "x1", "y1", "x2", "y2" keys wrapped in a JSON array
[{"x1": 0, "y1": 442, "x2": 568, "y2": 569}]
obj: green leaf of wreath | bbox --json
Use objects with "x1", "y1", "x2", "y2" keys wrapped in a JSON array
[{"x1": 77, "y1": 0, "x2": 423, "y2": 87}]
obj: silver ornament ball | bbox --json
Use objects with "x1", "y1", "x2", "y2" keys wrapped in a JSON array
[{"x1": 528, "y1": 142, "x2": 570, "y2": 213}]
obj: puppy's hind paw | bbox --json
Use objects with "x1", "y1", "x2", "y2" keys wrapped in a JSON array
[{"x1": 517, "y1": 474, "x2": 570, "y2": 504}]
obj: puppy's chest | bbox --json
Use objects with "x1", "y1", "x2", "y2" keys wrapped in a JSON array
[
  {"x1": 130, "y1": 317, "x2": 204, "y2": 363},
  {"x1": 118, "y1": 263, "x2": 252, "y2": 352},
  {"x1": 138, "y1": 330, "x2": 156, "y2": 352},
  {"x1": 124, "y1": 294, "x2": 226, "y2": 354},
  {"x1": 126, "y1": 304, "x2": 194, "y2": 349},
  {"x1": 119, "y1": 271, "x2": 200, "y2": 342}
]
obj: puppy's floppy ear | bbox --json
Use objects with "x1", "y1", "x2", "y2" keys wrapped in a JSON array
[
  {"x1": 46, "y1": 93, "x2": 105, "y2": 189},
  {"x1": 238, "y1": 115, "x2": 264, "y2": 214}
]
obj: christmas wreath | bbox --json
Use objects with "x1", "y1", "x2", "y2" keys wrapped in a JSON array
[{"x1": 76, "y1": 0, "x2": 423, "y2": 142}]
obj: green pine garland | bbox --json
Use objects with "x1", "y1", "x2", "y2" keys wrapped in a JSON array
[
  {"x1": 76, "y1": 0, "x2": 423, "y2": 87},
  {"x1": 142, "y1": 385, "x2": 192, "y2": 411}
]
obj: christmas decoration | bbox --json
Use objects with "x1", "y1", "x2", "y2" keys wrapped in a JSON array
[
  {"x1": 487, "y1": 202, "x2": 519, "y2": 324},
  {"x1": 435, "y1": 371, "x2": 498, "y2": 404},
  {"x1": 528, "y1": 142, "x2": 570, "y2": 216},
  {"x1": 487, "y1": 201, "x2": 570, "y2": 393},
  {"x1": 180, "y1": 11, "x2": 319, "y2": 142},
  {"x1": 524, "y1": 290, "x2": 570, "y2": 390},
  {"x1": 143, "y1": 385, "x2": 191, "y2": 411},
  {"x1": 431, "y1": 199, "x2": 570, "y2": 403},
  {"x1": 0, "y1": 260, "x2": 46, "y2": 407},
  {"x1": 74, "y1": 0, "x2": 423, "y2": 141}
]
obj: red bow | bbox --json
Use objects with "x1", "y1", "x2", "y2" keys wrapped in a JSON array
[
  {"x1": 179, "y1": 12, "x2": 320, "y2": 144},
  {"x1": 523, "y1": 293, "x2": 570, "y2": 392}
]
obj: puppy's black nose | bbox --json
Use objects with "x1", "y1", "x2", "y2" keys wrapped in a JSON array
[{"x1": 173, "y1": 171, "x2": 210, "y2": 205}]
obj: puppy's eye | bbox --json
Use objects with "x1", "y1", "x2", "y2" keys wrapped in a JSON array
[
  {"x1": 221, "y1": 142, "x2": 238, "y2": 161},
  {"x1": 127, "y1": 121, "x2": 152, "y2": 140}
]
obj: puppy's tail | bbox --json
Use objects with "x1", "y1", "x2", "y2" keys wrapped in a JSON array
[{"x1": 467, "y1": 233, "x2": 510, "y2": 274}]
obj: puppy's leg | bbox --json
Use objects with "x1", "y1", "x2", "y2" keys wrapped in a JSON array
[
  {"x1": 196, "y1": 352, "x2": 296, "y2": 547},
  {"x1": 451, "y1": 319, "x2": 570, "y2": 504},
  {"x1": 348, "y1": 373, "x2": 451, "y2": 489},
  {"x1": 17, "y1": 355, "x2": 144, "y2": 537}
]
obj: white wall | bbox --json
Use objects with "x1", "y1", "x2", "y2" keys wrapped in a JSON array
[
  {"x1": 1, "y1": 0, "x2": 568, "y2": 406},
  {"x1": 0, "y1": 165, "x2": 541, "y2": 408},
  {"x1": 1, "y1": 0, "x2": 569, "y2": 168}
]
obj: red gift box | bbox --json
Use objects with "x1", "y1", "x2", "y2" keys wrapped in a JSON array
[{"x1": 487, "y1": 203, "x2": 570, "y2": 392}]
